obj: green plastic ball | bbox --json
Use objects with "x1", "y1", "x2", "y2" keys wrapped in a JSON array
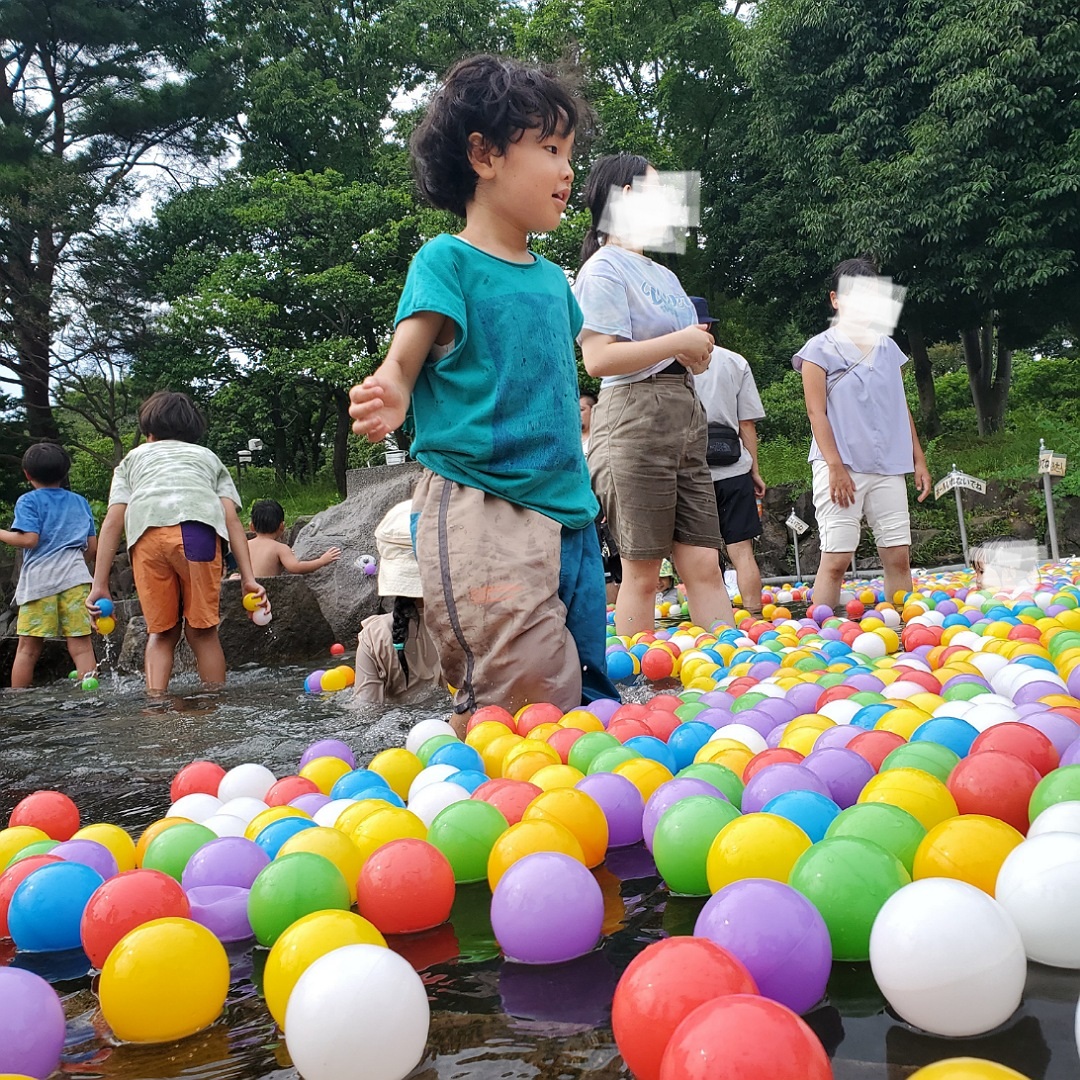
[
  {"x1": 428, "y1": 799, "x2": 508, "y2": 884},
  {"x1": 81, "y1": 676, "x2": 99, "y2": 691},
  {"x1": 1029, "y1": 764, "x2": 1080, "y2": 824},
  {"x1": 142, "y1": 822, "x2": 217, "y2": 881},
  {"x1": 587, "y1": 745, "x2": 640, "y2": 775},
  {"x1": 416, "y1": 734, "x2": 459, "y2": 766},
  {"x1": 824, "y1": 801, "x2": 927, "y2": 874},
  {"x1": 652, "y1": 795, "x2": 740, "y2": 896},
  {"x1": 676, "y1": 762, "x2": 745, "y2": 810},
  {"x1": 880, "y1": 742, "x2": 960, "y2": 784},
  {"x1": 567, "y1": 731, "x2": 621, "y2": 774},
  {"x1": 247, "y1": 852, "x2": 350, "y2": 947}
]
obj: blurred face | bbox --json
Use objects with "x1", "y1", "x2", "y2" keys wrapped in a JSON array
[{"x1": 579, "y1": 395, "x2": 594, "y2": 432}]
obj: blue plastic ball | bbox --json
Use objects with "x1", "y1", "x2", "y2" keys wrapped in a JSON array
[
  {"x1": 606, "y1": 650, "x2": 637, "y2": 682},
  {"x1": 254, "y1": 817, "x2": 318, "y2": 859},
  {"x1": 8, "y1": 862, "x2": 104, "y2": 952},
  {"x1": 761, "y1": 790, "x2": 841, "y2": 843},
  {"x1": 429, "y1": 742, "x2": 485, "y2": 774},
  {"x1": 95, "y1": 597, "x2": 114, "y2": 618},
  {"x1": 330, "y1": 769, "x2": 394, "y2": 801}
]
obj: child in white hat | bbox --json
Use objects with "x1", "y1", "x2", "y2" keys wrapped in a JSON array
[{"x1": 354, "y1": 500, "x2": 440, "y2": 703}]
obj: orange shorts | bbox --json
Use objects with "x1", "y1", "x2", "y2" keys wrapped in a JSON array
[{"x1": 131, "y1": 524, "x2": 223, "y2": 633}]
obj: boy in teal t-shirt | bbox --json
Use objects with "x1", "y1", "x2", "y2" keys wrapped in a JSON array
[{"x1": 349, "y1": 54, "x2": 618, "y2": 731}]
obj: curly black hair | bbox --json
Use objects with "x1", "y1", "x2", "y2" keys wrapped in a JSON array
[{"x1": 410, "y1": 54, "x2": 580, "y2": 219}]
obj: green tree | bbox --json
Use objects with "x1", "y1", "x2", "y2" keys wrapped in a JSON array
[
  {"x1": 739, "y1": 0, "x2": 1080, "y2": 434},
  {"x1": 0, "y1": 0, "x2": 232, "y2": 440}
]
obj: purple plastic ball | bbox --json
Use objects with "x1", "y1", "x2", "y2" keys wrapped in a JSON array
[
  {"x1": 186, "y1": 884, "x2": 254, "y2": 942},
  {"x1": 813, "y1": 725, "x2": 862, "y2": 751},
  {"x1": 290, "y1": 792, "x2": 332, "y2": 816},
  {"x1": 785, "y1": 682, "x2": 823, "y2": 714},
  {"x1": 1019, "y1": 712, "x2": 1080, "y2": 757},
  {"x1": 695, "y1": 878, "x2": 832, "y2": 1014},
  {"x1": 181, "y1": 836, "x2": 270, "y2": 890},
  {"x1": 575, "y1": 772, "x2": 645, "y2": 847},
  {"x1": 363, "y1": 561, "x2": 378, "y2": 576},
  {"x1": 642, "y1": 778, "x2": 725, "y2": 852},
  {"x1": 299, "y1": 739, "x2": 358, "y2": 770},
  {"x1": 741, "y1": 762, "x2": 832, "y2": 815},
  {"x1": 51, "y1": 838, "x2": 118, "y2": 880},
  {"x1": 1061, "y1": 739, "x2": 1080, "y2": 768},
  {"x1": 588, "y1": 698, "x2": 621, "y2": 725},
  {"x1": 802, "y1": 747, "x2": 876, "y2": 809},
  {"x1": 491, "y1": 852, "x2": 603, "y2": 964},
  {"x1": 0, "y1": 967, "x2": 66, "y2": 1078}
]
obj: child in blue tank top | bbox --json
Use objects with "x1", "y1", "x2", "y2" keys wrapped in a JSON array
[{"x1": 349, "y1": 55, "x2": 618, "y2": 733}]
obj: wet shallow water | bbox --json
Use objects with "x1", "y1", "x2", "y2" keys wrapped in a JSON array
[{"x1": 1, "y1": 666, "x2": 1078, "y2": 1080}]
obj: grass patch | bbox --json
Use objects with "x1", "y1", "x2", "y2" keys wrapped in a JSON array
[{"x1": 230, "y1": 467, "x2": 342, "y2": 525}]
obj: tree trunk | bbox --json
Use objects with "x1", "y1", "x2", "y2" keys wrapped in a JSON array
[
  {"x1": 906, "y1": 320, "x2": 940, "y2": 438},
  {"x1": 332, "y1": 392, "x2": 350, "y2": 497},
  {"x1": 9, "y1": 238, "x2": 60, "y2": 441},
  {"x1": 961, "y1": 322, "x2": 1012, "y2": 435}
]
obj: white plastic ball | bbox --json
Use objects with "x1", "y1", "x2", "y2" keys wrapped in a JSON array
[
  {"x1": 933, "y1": 699, "x2": 977, "y2": 720},
  {"x1": 752, "y1": 683, "x2": 787, "y2": 699},
  {"x1": 404, "y1": 718, "x2": 457, "y2": 756},
  {"x1": 251, "y1": 606, "x2": 273, "y2": 626},
  {"x1": 313, "y1": 799, "x2": 358, "y2": 829},
  {"x1": 201, "y1": 813, "x2": 248, "y2": 838},
  {"x1": 879, "y1": 608, "x2": 902, "y2": 629},
  {"x1": 968, "y1": 653, "x2": 1010, "y2": 678},
  {"x1": 995, "y1": 833, "x2": 1080, "y2": 968},
  {"x1": 853, "y1": 632, "x2": 887, "y2": 659},
  {"x1": 869, "y1": 878, "x2": 1025, "y2": 1037},
  {"x1": 709, "y1": 724, "x2": 767, "y2": 755},
  {"x1": 216, "y1": 797, "x2": 271, "y2": 825},
  {"x1": 218, "y1": 763, "x2": 277, "y2": 803},
  {"x1": 1028, "y1": 800, "x2": 1080, "y2": 838},
  {"x1": 407, "y1": 781, "x2": 469, "y2": 828},
  {"x1": 407, "y1": 764, "x2": 462, "y2": 803},
  {"x1": 285, "y1": 943, "x2": 429, "y2": 1080},
  {"x1": 818, "y1": 699, "x2": 861, "y2": 725},
  {"x1": 964, "y1": 702, "x2": 1020, "y2": 732},
  {"x1": 882, "y1": 680, "x2": 925, "y2": 701},
  {"x1": 168, "y1": 793, "x2": 222, "y2": 823}
]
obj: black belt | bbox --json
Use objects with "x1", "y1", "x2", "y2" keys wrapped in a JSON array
[{"x1": 656, "y1": 361, "x2": 686, "y2": 376}]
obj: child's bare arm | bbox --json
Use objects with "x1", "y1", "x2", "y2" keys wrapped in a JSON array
[
  {"x1": 278, "y1": 543, "x2": 342, "y2": 575},
  {"x1": 88, "y1": 504, "x2": 125, "y2": 610},
  {"x1": 223, "y1": 500, "x2": 268, "y2": 606},
  {"x1": 580, "y1": 326, "x2": 714, "y2": 378},
  {"x1": 0, "y1": 527, "x2": 38, "y2": 549},
  {"x1": 349, "y1": 311, "x2": 449, "y2": 442},
  {"x1": 84, "y1": 534, "x2": 98, "y2": 568}
]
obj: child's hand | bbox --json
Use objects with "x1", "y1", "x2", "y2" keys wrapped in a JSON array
[
  {"x1": 86, "y1": 587, "x2": 111, "y2": 617},
  {"x1": 321, "y1": 547, "x2": 342, "y2": 565},
  {"x1": 241, "y1": 580, "x2": 270, "y2": 613},
  {"x1": 349, "y1": 376, "x2": 408, "y2": 442}
]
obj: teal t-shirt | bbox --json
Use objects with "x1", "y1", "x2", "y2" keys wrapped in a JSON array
[{"x1": 396, "y1": 234, "x2": 597, "y2": 530}]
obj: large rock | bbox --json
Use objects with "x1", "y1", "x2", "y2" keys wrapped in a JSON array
[
  {"x1": 292, "y1": 461, "x2": 423, "y2": 640},
  {"x1": 116, "y1": 576, "x2": 335, "y2": 674}
]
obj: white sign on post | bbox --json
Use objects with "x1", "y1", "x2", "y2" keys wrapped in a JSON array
[
  {"x1": 786, "y1": 512, "x2": 810, "y2": 536},
  {"x1": 934, "y1": 470, "x2": 987, "y2": 499},
  {"x1": 1038, "y1": 450, "x2": 1067, "y2": 477}
]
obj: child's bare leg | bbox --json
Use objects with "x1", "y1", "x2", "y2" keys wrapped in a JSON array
[
  {"x1": 11, "y1": 636, "x2": 45, "y2": 689},
  {"x1": 614, "y1": 557, "x2": 663, "y2": 638},
  {"x1": 185, "y1": 624, "x2": 226, "y2": 686},
  {"x1": 673, "y1": 541, "x2": 735, "y2": 629},
  {"x1": 66, "y1": 635, "x2": 97, "y2": 679},
  {"x1": 145, "y1": 623, "x2": 183, "y2": 693}
]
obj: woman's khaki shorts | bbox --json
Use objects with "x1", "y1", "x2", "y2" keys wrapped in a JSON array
[{"x1": 588, "y1": 375, "x2": 723, "y2": 560}]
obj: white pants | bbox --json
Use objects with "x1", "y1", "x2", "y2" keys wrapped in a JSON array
[{"x1": 812, "y1": 460, "x2": 911, "y2": 553}]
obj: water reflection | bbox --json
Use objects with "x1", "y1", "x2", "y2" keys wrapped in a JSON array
[{"x1": 2, "y1": 670, "x2": 1079, "y2": 1079}]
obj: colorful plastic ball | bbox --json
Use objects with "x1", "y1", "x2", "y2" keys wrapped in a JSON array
[
  {"x1": 428, "y1": 799, "x2": 509, "y2": 884},
  {"x1": 995, "y1": 832, "x2": 1080, "y2": 967},
  {"x1": 417, "y1": 733, "x2": 460, "y2": 767},
  {"x1": 218, "y1": 762, "x2": 277, "y2": 803},
  {"x1": 264, "y1": 909, "x2": 387, "y2": 1029},
  {"x1": 1029, "y1": 764, "x2": 1080, "y2": 824},
  {"x1": 869, "y1": 878, "x2": 1026, "y2": 1036},
  {"x1": 142, "y1": 822, "x2": 216, "y2": 881},
  {"x1": 487, "y1": 819, "x2": 585, "y2": 891},
  {"x1": 356, "y1": 838, "x2": 455, "y2": 935},
  {"x1": 946, "y1": 751, "x2": 1040, "y2": 834},
  {"x1": 408, "y1": 780, "x2": 470, "y2": 828},
  {"x1": 529, "y1": 763, "x2": 585, "y2": 791},
  {"x1": 252, "y1": 816, "x2": 318, "y2": 859},
  {"x1": 1028, "y1": 800, "x2": 1080, "y2": 838},
  {"x1": 848, "y1": 729, "x2": 907, "y2": 770},
  {"x1": 677, "y1": 762, "x2": 745, "y2": 808},
  {"x1": 907, "y1": 1061, "x2": 1031, "y2": 1080},
  {"x1": 8, "y1": 860, "x2": 104, "y2": 952},
  {"x1": 95, "y1": 615, "x2": 116, "y2": 635},
  {"x1": 7, "y1": 791, "x2": 79, "y2": 842},
  {"x1": 276, "y1": 827, "x2": 364, "y2": 903},
  {"x1": 305, "y1": 670, "x2": 326, "y2": 693},
  {"x1": 643, "y1": 779, "x2": 726, "y2": 852},
  {"x1": 242, "y1": 591, "x2": 262, "y2": 611},
  {"x1": 0, "y1": 855, "x2": 60, "y2": 937},
  {"x1": 299, "y1": 739, "x2": 357, "y2": 771},
  {"x1": 405, "y1": 718, "x2": 458, "y2": 755},
  {"x1": 299, "y1": 754, "x2": 353, "y2": 795},
  {"x1": 568, "y1": 730, "x2": 622, "y2": 773},
  {"x1": 706, "y1": 813, "x2": 811, "y2": 893},
  {"x1": 265, "y1": 775, "x2": 321, "y2": 806},
  {"x1": 80, "y1": 675, "x2": 99, "y2": 691},
  {"x1": 95, "y1": 596, "x2": 114, "y2": 617},
  {"x1": 0, "y1": 826, "x2": 49, "y2": 870},
  {"x1": 367, "y1": 747, "x2": 424, "y2": 801},
  {"x1": 350, "y1": 807, "x2": 427, "y2": 865},
  {"x1": 858, "y1": 767, "x2": 958, "y2": 831},
  {"x1": 658, "y1": 994, "x2": 832, "y2": 1080},
  {"x1": 607, "y1": 650, "x2": 638, "y2": 682},
  {"x1": 789, "y1": 836, "x2": 911, "y2": 961},
  {"x1": 521, "y1": 788, "x2": 609, "y2": 869},
  {"x1": 667, "y1": 722, "x2": 714, "y2": 771},
  {"x1": 611, "y1": 937, "x2": 759, "y2": 1080},
  {"x1": 801, "y1": 747, "x2": 875, "y2": 809},
  {"x1": 913, "y1": 815, "x2": 1023, "y2": 895},
  {"x1": 910, "y1": 717, "x2": 980, "y2": 759},
  {"x1": 471, "y1": 779, "x2": 541, "y2": 826},
  {"x1": 825, "y1": 802, "x2": 926, "y2": 874},
  {"x1": 490, "y1": 851, "x2": 603, "y2": 964},
  {"x1": 0, "y1": 967, "x2": 66, "y2": 1079},
  {"x1": 653, "y1": 796, "x2": 741, "y2": 897},
  {"x1": 740, "y1": 763, "x2": 831, "y2": 816},
  {"x1": 99, "y1": 916, "x2": 228, "y2": 1042},
  {"x1": 186, "y1": 884, "x2": 253, "y2": 942},
  {"x1": 247, "y1": 852, "x2": 351, "y2": 947},
  {"x1": 694, "y1": 879, "x2": 831, "y2": 1014},
  {"x1": 970, "y1": 722, "x2": 1059, "y2": 776},
  {"x1": 575, "y1": 772, "x2": 646, "y2": 847},
  {"x1": 760, "y1": 790, "x2": 840, "y2": 843},
  {"x1": 168, "y1": 792, "x2": 223, "y2": 822},
  {"x1": 51, "y1": 838, "x2": 118, "y2": 880},
  {"x1": 284, "y1": 944, "x2": 430, "y2": 1080}
]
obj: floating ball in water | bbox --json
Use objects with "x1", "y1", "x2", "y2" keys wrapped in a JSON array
[
  {"x1": 0, "y1": 966, "x2": 67, "y2": 1079},
  {"x1": 330, "y1": 642, "x2": 345, "y2": 655},
  {"x1": 8, "y1": 790, "x2": 80, "y2": 841},
  {"x1": 357, "y1": 838, "x2": 455, "y2": 935},
  {"x1": 80, "y1": 675, "x2": 99, "y2": 691}
]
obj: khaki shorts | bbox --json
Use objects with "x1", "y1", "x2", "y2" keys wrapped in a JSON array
[
  {"x1": 412, "y1": 471, "x2": 582, "y2": 716},
  {"x1": 811, "y1": 460, "x2": 912, "y2": 552},
  {"x1": 131, "y1": 525, "x2": 223, "y2": 634},
  {"x1": 17, "y1": 583, "x2": 92, "y2": 638},
  {"x1": 588, "y1": 375, "x2": 723, "y2": 560}
]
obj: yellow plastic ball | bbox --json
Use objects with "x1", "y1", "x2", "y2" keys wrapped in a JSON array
[
  {"x1": 487, "y1": 819, "x2": 585, "y2": 891},
  {"x1": 367, "y1": 747, "x2": 423, "y2": 801},
  {"x1": 706, "y1": 813, "x2": 812, "y2": 893},
  {"x1": 503, "y1": 749, "x2": 560, "y2": 783},
  {"x1": 612, "y1": 757, "x2": 674, "y2": 802},
  {"x1": 242, "y1": 592, "x2": 262, "y2": 612},
  {"x1": 912, "y1": 815, "x2": 1024, "y2": 896},
  {"x1": 522, "y1": 788, "x2": 608, "y2": 868},
  {"x1": 875, "y1": 706, "x2": 932, "y2": 740},
  {"x1": 319, "y1": 668, "x2": 349, "y2": 693},
  {"x1": 335, "y1": 798, "x2": 394, "y2": 837},
  {"x1": 525, "y1": 722, "x2": 560, "y2": 743},
  {"x1": 73, "y1": 822, "x2": 136, "y2": 871},
  {"x1": 0, "y1": 825, "x2": 49, "y2": 870},
  {"x1": 779, "y1": 723, "x2": 832, "y2": 756},
  {"x1": 278, "y1": 827, "x2": 366, "y2": 902},
  {"x1": 135, "y1": 817, "x2": 191, "y2": 867},
  {"x1": 351, "y1": 807, "x2": 426, "y2": 864},
  {"x1": 695, "y1": 745, "x2": 753, "y2": 779},
  {"x1": 96, "y1": 615, "x2": 116, "y2": 636},
  {"x1": 99, "y1": 917, "x2": 229, "y2": 1043},
  {"x1": 466, "y1": 720, "x2": 515, "y2": 754},
  {"x1": 245, "y1": 805, "x2": 308, "y2": 842},
  {"x1": 908, "y1": 1059, "x2": 1031, "y2": 1079},
  {"x1": 858, "y1": 767, "x2": 958, "y2": 831},
  {"x1": 528, "y1": 763, "x2": 586, "y2": 792},
  {"x1": 298, "y1": 754, "x2": 352, "y2": 795},
  {"x1": 263, "y1": 909, "x2": 387, "y2": 1029},
  {"x1": 482, "y1": 732, "x2": 523, "y2": 778}
]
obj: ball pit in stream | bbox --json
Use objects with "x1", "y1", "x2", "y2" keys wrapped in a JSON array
[{"x1": 3, "y1": 561, "x2": 1080, "y2": 1077}]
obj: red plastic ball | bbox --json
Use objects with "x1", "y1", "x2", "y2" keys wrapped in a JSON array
[
  {"x1": 609, "y1": 703, "x2": 650, "y2": 725},
  {"x1": 969, "y1": 722, "x2": 1059, "y2": 777},
  {"x1": 517, "y1": 702, "x2": 564, "y2": 736},
  {"x1": 467, "y1": 705, "x2": 517, "y2": 735},
  {"x1": 947, "y1": 750, "x2": 1042, "y2": 834},
  {"x1": 472, "y1": 779, "x2": 542, "y2": 825},
  {"x1": 846, "y1": 600, "x2": 866, "y2": 619},
  {"x1": 264, "y1": 775, "x2": 322, "y2": 807},
  {"x1": 641, "y1": 711, "x2": 680, "y2": 742},
  {"x1": 648, "y1": 695, "x2": 682, "y2": 713},
  {"x1": 356, "y1": 838, "x2": 455, "y2": 935},
  {"x1": 817, "y1": 685, "x2": 858, "y2": 706},
  {"x1": 608, "y1": 718, "x2": 654, "y2": 744},
  {"x1": 330, "y1": 642, "x2": 346, "y2": 656},
  {"x1": 8, "y1": 789, "x2": 80, "y2": 840},
  {"x1": 641, "y1": 649, "x2": 675, "y2": 681},
  {"x1": 658, "y1": 994, "x2": 832, "y2": 1080},
  {"x1": 743, "y1": 747, "x2": 804, "y2": 784},
  {"x1": 79, "y1": 868, "x2": 191, "y2": 968},
  {"x1": 169, "y1": 760, "x2": 226, "y2": 803},
  {"x1": 547, "y1": 727, "x2": 585, "y2": 764},
  {"x1": 0, "y1": 854, "x2": 62, "y2": 936},
  {"x1": 848, "y1": 730, "x2": 906, "y2": 771},
  {"x1": 611, "y1": 937, "x2": 759, "y2": 1080}
]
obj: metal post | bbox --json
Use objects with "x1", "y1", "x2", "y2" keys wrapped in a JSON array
[
  {"x1": 954, "y1": 486, "x2": 968, "y2": 564},
  {"x1": 793, "y1": 531, "x2": 801, "y2": 581},
  {"x1": 1044, "y1": 471, "x2": 1060, "y2": 562}
]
